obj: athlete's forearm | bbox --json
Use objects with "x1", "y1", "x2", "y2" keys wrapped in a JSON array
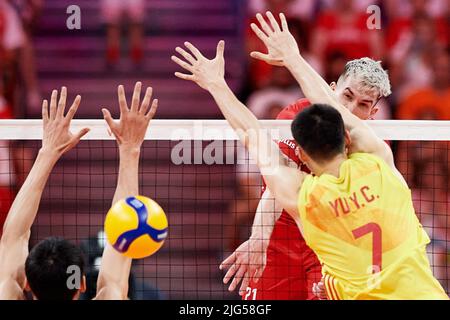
[
  {"x1": 96, "y1": 244, "x2": 132, "y2": 299},
  {"x1": 113, "y1": 147, "x2": 140, "y2": 204},
  {"x1": 0, "y1": 149, "x2": 58, "y2": 289},
  {"x1": 208, "y1": 79, "x2": 261, "y2": 135},
  {"x1": 207, "y1": 80, "x2": 285, "y2": 176},
  {"x1": 97, "y1": 147, "x2": 139, "y2": 299},
  {"x1": 1, "y1": 149, "x2": 58, "y2": 242},
  {"x1": 250, "y1": 189, "x2": 283, "y2": 246},
  {"x1": 251, "y1": 208, "x2": 279, "y2": 245},
  {"x1": 284, "y1": 53, "x2": 363, "y2": 130}
]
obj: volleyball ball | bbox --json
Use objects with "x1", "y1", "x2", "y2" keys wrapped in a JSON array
[{"x1": 104, "y1": 196, "x2": 168, "y2": 259}]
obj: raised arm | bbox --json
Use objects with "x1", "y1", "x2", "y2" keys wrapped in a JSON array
[
  {"x1": 171, "y1": 41, "x2": 306, "y2": 217},
  {"x1": 250, "y1": 189, "x2": 283, "y2": 256},
  {"x1": 219, "y1": 188, "x2": 283, "y2": 296},
  {"x1": 0, "y1": 88, "x2": 89, "y2": 299},
  {"x1": 95, "y1": 82, "x2": 158, "y2": 300},
  {"x1": 250, "y1": 12, "x2": 394, "y2": 167}
]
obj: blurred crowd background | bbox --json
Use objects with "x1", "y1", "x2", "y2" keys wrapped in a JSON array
[
  {"x1": 1, "y1": 0, "x2": 448, "y2": 121},
  {"x1": 0, "y1": 0, "x2": 449, "y2": 298}
]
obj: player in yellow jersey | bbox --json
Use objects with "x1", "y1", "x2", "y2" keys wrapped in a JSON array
[{"x1": 172, "y1": 11, "x2": 449, "y2": 300}]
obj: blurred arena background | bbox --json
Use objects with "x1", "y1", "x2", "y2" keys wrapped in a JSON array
[{"x1": 0, "y1": 0, "x2": 448, "y2": 299}]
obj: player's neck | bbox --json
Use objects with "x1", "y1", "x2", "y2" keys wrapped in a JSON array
[{"x1": 315, "y1": 154, "x2": 348, "y2": 178}]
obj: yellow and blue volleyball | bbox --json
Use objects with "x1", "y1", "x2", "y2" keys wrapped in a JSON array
[{"x1": 104, "y1": 196, "x2": 168, "y2": 259}]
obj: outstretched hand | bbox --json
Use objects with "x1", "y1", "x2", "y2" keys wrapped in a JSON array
[
  {"x1": 172, "y1": 40, "x2": 226, "y2": 91},
  {"x1": 41, "y1": 87, "x2": 90, "y2": 157},
  {"x1": 250, "y1": 12, "x2": 300, "y2": 67},
  {"x1": 219, "y1": 238, "x2": 268, "y2": 296},
  {"x1": 102, "y1": 82, "x2": 158, "y2": 151}
]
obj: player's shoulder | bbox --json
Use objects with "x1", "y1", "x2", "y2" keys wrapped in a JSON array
[
  {"x1": 276, "y1": 99, "x2": 311, "y2": 120},
  {"x1": 348, "y1": 152, "x2": 385, "y2": 166},
  {"x1": 349, "y1": 152, "x2": 409, "y2": 189},
  {"x1": 348, "y1": 152, "x2": 394, "y2": 176}
]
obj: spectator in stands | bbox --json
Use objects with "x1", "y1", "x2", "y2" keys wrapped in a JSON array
[
  {"x1": 0, "y1": 2, "x2": 4, "y2": 68},
  {"x1": 385, "y1": 0, "x2": 449, "y2": 21},
  {"x1": 396, "y1": 48, "x2": 450, "y2": 120},
  {"x1": 248, "y1": 0, "x2": 381, "y2": 22},
  {"x1": 101, "y1": 0, "x2": 145, "y2": 67},
  {"x1": 247, "y1": 67, "x2": 302, "y2": 119},
  {"x1": 321, "y1": 0, "x2": 384, "y2": 13},
  {"x1": 310, "y1": 0, "x2": 384, "y2": 69},
  {"x1": 0, "y1": 0, "x2": 36, "y2": 236},
  {"x1": 0, "y1": 0, "x2": 26, "y2": 110},
  {"x1": 388, "y1": 10, "x2": 448, "y2": 99},
  {"x1": 0, "y1": 2, "x2": 15, "y2": 236},
  {"x1": 0, "y1": 95, "x2": 14, "y2": 238},
  {"x1": 323, "y1": 51, "x2": 347, "y2": 85},
  {"x1": 248, "y1": 0, "x2": 320, "y2": 21},
  {"x1": 8, "y1": 0, "x2": 43, "y2": 113}
]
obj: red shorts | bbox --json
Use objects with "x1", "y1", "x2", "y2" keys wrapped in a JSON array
[{"x1": 243, "y1": 212, "x2": 322, "y2": 300}]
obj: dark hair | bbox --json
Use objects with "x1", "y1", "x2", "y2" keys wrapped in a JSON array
[
  {"x1": 291, "y1": 104, "x2": 346, "y2": 162},
  {"x1": 25, "y1": 237, "x2": 85, "y2": 300}
]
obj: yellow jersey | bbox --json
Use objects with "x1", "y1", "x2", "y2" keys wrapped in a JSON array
[{"x1": 297, "y1": 153, "x2": 448, "y2": 300}]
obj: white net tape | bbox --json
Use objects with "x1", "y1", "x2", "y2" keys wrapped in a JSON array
[{"x1": 1, "y1": 120, "x2": 450, "y2": 141}]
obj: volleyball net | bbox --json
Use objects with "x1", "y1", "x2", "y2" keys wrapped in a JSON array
[{"x1": 0, "y1": 120, "x2": 449, "y2": 299}]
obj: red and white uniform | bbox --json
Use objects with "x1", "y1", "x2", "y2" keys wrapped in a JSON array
[{"x1": 244, "y1": 99, "x2": 322, "y2": 300}]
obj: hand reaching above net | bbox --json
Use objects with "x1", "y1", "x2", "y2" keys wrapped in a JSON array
[
  {"x1": 41, "y1": 86, "x2": 90, "y2": 158},
  {"x1": 101, "y1": 82, "x2": 158, "y2": 152},
  {"x1": 97, "y1": 82, "x2": 159, "y2": 300},
  {"x1": 0, "y1": 86, "x2": 89, "y2": 300},
  {"x1": 172, "y1": 40, "x2": 226, "y2": 91},
  {"x1": 250, "y1": 12, "x2": 300, "y2": 67}
]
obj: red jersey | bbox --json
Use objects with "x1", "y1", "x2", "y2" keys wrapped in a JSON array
[{"x1": 244, "y1": 99, "x2": 322, "y2": 300}]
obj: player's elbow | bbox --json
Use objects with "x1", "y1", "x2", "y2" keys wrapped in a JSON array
[
  {"x1": 283, "y1": 202, "x2": 299, "y2": 220},
  {"x1": 96, "y1": 285, "x2": 128, "y2": 300},
  {"x1": 273, "y1": 191, "x2": 298, "y2": 219},
  {"x1": 96, "y1": 276, "x2": 129, "y2": 300}
]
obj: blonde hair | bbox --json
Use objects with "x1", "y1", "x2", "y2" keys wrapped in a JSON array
[{"x1": 337, "y1": 57, "x2": 392, "y2": 98}]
